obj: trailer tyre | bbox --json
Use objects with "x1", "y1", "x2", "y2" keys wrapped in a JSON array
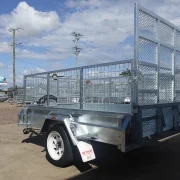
[
  {"x1": 37, "y1": 95, "x2": 57, "y2": 106},
  {"x1": 45, "y1": 126, "x2": 73, "y2": 167}
]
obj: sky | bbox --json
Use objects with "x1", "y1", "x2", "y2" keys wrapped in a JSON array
[{"x1": 0, "y1": 0, "x2": 180, "y2": 87}]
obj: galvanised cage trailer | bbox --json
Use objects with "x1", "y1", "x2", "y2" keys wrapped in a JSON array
[{"x1": 19, "y1": 4, "x2": 180, "y2": 167}]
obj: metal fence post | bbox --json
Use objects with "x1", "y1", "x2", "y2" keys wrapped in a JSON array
[
  {"x1": 79, "y1": 68, "x2": 83, "y2": 109},
  {"x1": 47, "y1": 73, "x2": 50, "y2": 106},
  {"x1": 23, "y1": 76, "x2": 27, "y2": 104}
]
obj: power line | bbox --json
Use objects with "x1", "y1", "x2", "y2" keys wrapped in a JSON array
[
  {"x1": 14, "y1": 28, "x2": 132, "y2": 45},
  {"x1": 0, "y1": 27, "x2": 133, "y2": 48}
]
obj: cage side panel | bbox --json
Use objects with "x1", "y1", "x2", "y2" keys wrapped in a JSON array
[
  {"x1": 136, "y1": 5, "x2": 178, "y2": 105},
  {"x1": 83, "y1": 62, "x2": 132, "y2": 113},
  {"x1": 25, "y1": 74, "x2": 48, "y2": 104},
  {"x1": 49, "y1": 70, "x2": 80, "y2": 109},
  {"x1": 24, "y1": 61, "x2": 132, "y2": 113},
  {"x1": 141, "y1": 106, "x2": 174, "y2": 137},
  {"x1": 163, "y1": 107, "x2": 173, "y2": 131},
  {"x1": 142, "y1": 109, "x2": 157, "y2": 137}
]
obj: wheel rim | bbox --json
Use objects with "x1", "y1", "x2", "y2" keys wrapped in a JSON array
[
  {"x1": 49, "y1": 99, "x2": 57, "y2": 106},
  {"x1": 44, "y1": 99, "x2": 57, "y2": 106},
  {"x1": 47, "y1": 131, "x2": 64, "y2": 161}
]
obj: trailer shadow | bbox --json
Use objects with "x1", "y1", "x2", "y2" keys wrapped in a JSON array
[
  {"x1": 21, "y1": 133, "x2": 45, "y2": 148},
  {"x1": 21, "y1": 133, "x2": 94, "y2": 172},
  {"x1": 21, "y1": 133, "x2": 180, "y2": 179},
  {"x1": 68, "y1": 137, "x2": 180, "y2": 180}
]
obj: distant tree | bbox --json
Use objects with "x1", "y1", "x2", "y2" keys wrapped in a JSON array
[
  {"x1": 120, "y1": 68, "x2": 131, "y2": 76},
  {"x1": 120, "y1": 69, "x2": 143, "y2": 80}
]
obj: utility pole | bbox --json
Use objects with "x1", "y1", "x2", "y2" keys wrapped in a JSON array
[
  {"x1": 71, "y1": 32, "x2": 83, "y2": 68},
  {"x1": 9, "y1": 27, "x2": 22, "y2": 90},
  {"x1": 71, "y1": 32, "x2": 83, "y2": 95}
]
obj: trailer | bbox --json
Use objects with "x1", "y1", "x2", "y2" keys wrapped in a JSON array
[{"x1": 18, "y1": 4, "x2": 180, "y2": 167}]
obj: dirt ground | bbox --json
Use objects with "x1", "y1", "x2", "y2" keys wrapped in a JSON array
[
  {"x1": 1, "y1": 102, "x2": 180, "y2": 180},
  {"x1": 0, "y1": 102, "x2": 22, "y2": 125}
]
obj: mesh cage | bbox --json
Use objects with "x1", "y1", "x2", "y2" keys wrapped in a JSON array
[
  {"x1": 142, "y1": 107, "x2": 174, "y2": 137},
  {"x1": 139, "y1": 10, "x2": 157, "y2": 39},
  {"x1": 142, "y1": 109, "x2": 157, "y2": 137},
  {"x1": 83, "y1": 62, "x2": 132, "y2": 112},
  {"x1": 135, "y1": 4, "x2": 180, "y2": 137},
  {"x1": 49, "y1": 70, "x2": 80, "y2": 109},
  {"x1": 25, "y1": 74, "x2": 48, "y2": 104},
  {"x1": 159, "y1": 22, "x2": 174, "y2": 46},
  {"x1": 163, "y1": 107, "x2": 173, "y2": 131},
  {"x1": 134, "y1": 4, "x2": 180, "y2": 105},
  {"x1": 24, "y1": 61, "x2": 132, "y2": 113}
]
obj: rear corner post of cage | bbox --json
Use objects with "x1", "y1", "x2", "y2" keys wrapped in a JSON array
[
  {"x1": 173, "y1": 28, "x2": 176, "y2": 102},
  {"x1": 132, "y1": 3, "x2": 139, "y2": 113},
  {"x1": 133, "y1": 107, "x2": 143, "y2": 143}
]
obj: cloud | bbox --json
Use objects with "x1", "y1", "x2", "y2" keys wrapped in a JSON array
[
  {"x1": 66, "y1": 0, "x2": 111, "y2": 8},
  {"x1": 16, "y1": 48, "x2": 72, "y2": 61},
  {"x1": 0, "y1": 62, "x2": 8, "y2": 68},
  {"x1": 0, "y1": 42, "x2": 11, "y2": 53},
  {"x1": 7, "y1": 67, "x2": 46, "y2": 86},
  {"x1": 1, "y1": 0, "x2": 180, "y2": 67},
  {"x1": 0, "y1": 1, "x2": 60, "y2": 38},
  {"x1": 23, "y1": 67, "x2": 46, "y2": 75}
]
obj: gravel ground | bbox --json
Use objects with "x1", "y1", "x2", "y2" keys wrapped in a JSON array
[
  {"x1": 0, "y1": 102, "x2": 22, "y2": 125},
  {"x1": 0, "y1": 124, "x2": 82, "y2": 180}
]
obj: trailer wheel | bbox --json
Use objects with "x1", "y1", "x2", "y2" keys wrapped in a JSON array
[
  {"x1": 37, "y1": 95, "x2": 57, "y2": 106},
  {"x1": 45, "y1": 126, "x2": 73, "y2": 167}
]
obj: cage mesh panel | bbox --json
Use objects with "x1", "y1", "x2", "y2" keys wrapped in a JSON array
[
  {"x1": 83, "y1": 62, "x2": 131, "y2": 112},
  {"x1": 139, "y1": 38, "x2": 157, "y2": 64},
  {"x1": 139, "y1": 10, "x2": 157, "y2": 39},
  {"x1": 159, "y1": 45, "x2": 173, "y2": 74},
  {"x1": 143, "y1": 120, "x2": 156, "y2": 137},
  {"x1": 159, "y1": 21, "x2": 174, "y2": 46},
  {"x1": 136, "y1": 5, "x2": 180, "y2": 138},
  {"x1": 175, "y1": 51, "x2": 180, "y2": 101},
  {"x1": 175, "y1": 51, "x2": 180, "y2": 69},
  {"x1": 176, "y1": 93, "x2": 180, "y2": 102},
  {"x1": 163, "y1": 107, "x2": 173, "y2": 130},
  {"x1": 25, "y1": 74, "x2": 48, "y2": 104},
  {"x1": 49, "y1": 70, "x2": 80, "y2": 106},
  {"x1": 24, "y1": 61, "x2": 132, "y2": 112},
  {"x1": 175, "y1": 73, "x2": 180, "y2": 91},
  {"x1": 142, "y1": 109, "x2": 156, "y2": 118},
  {"x1": 138, "y1": 65, "x2": 157, "y2": 90},
  {"x1": 175, "y1": 30, "x2": 180, "y2": 48},
  {"x1": 137, "y1": 8, "x2": 176, "y2": 105},
  {"x1": 138, "y1": 92, "x2": 157, "y2": 105},
  {"x1": 159, "y1": 76, "x2": 173, "y2": 103}
]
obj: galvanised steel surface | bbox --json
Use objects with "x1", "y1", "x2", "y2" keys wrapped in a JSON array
[
  {"x1": 134, "y1": 4, "x2": 180, "y2": 134},
  {"x1": 135, "y1": 4, "x2": 180, "y2": 106},
  {"x1": 24, "y1": 60, "x2": 132, "y2": 113}
]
